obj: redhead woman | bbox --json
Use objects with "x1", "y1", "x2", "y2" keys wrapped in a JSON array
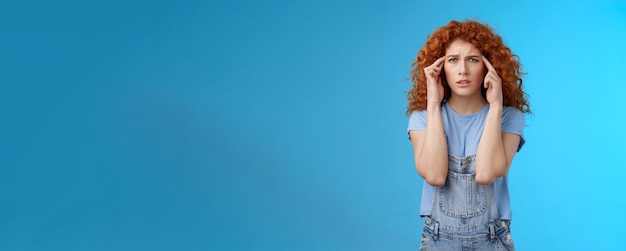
[{"x1": 407, "y1": 20, "x2": 530, "y2": 250}]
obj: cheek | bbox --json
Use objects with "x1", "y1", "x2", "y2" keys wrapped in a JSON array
[{"x1": 472, "y1": 66, "x2": 486, "y2": 80}]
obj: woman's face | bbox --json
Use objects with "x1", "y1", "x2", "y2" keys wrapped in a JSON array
[{"x1": 443, "y1": 39, "x2": 486, "y2": 98}]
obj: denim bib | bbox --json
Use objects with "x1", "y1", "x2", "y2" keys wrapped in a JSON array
[{"x1": 419, "y1": 154, "x2": 515, "y2": 251}]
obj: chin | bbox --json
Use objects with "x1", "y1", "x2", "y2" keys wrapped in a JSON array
[{"x1": 450, "y1": 88, "x2": 481, "y2": 97}]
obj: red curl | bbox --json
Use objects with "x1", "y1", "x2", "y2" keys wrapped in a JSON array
[{"x1": 407, "y1": 20, "x2": 531, "y2": 115}]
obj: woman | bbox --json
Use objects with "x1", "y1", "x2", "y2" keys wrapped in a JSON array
[{"x1": 407, "y1": 20, "x2": 530, "y2": 250}]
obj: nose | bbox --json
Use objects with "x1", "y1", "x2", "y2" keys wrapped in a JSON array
[{"x1": 459, "y1": 61, "x2": 468, "y2": 76}]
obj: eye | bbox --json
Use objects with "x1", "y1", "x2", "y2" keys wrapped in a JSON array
[
  {"x1": 469, "y1": 57, "x2": 479, "y2": 62},
  {"x1": 447, "y1": 58, "x2": 457, "y2": 63}
]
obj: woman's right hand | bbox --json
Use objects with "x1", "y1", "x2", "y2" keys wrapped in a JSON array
[{"x1": 424, "y1": 56, "x2": 446, "y2": 104}]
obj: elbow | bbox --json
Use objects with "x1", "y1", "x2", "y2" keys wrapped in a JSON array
[
  {"x1": 416, "y1": 166, "x2": 447, "y2": 187},
  {"x1": 415, "y1": 159, "x2": 448, "y2": 187},
  {"x1": 475, "y1": 167, "x2": 506, "y2": 185},
  {"x1": 475, "y1": 173, "x2": 496, "y2": 185},
  {"x1": 475, "y1": 161, "x2": 507, "y2": 185},
  {"x1": 423, "y1": 173, "x2": 448, "y2": 187},
  {"x1": 424, "y1": 175, "x2": 446, "y2": 187}
]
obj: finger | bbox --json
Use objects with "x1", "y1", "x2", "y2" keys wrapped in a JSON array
[
  {"x1": 482, "y1": 55, "x2": 496, "y2": 73},
  {"x1": 484, "y1": 71, "x2": 490, "y2": 88},
  {"x1": 486, "y1": 72, "x2": 501, "y2": 84},
  {"x1": 426, "y1": 68, "x2": 439, "y2": 76},
  {"x1": 485, "y1": 74, "x2": 501, "y2": 89},
  {"x1": 433, "y1": 56, "x2": 446, "y2": 67},
  {"x1": 430, "y1": 67, "x2": 440, "y2": 74},
  {"x1": 487, "y1": 69, "x2": 501, "y2": 79},
  {"x1": 484, "y1": 73, "x2": 495, "y2": 88}
]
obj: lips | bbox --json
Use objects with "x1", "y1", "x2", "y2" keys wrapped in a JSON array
[{"x1": 456, "y1": 80, "x2": 470, "y2": 87}]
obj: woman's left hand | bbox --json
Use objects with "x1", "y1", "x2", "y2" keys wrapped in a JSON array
[{"x1": 482, "y1": 56, "x2": 503, "y2": 105}]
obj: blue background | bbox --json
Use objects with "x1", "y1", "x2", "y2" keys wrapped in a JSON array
[{"x1": 1, "y1": 0, "x2": 625, "y2": 250}]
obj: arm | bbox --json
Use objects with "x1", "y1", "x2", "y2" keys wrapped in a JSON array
[
  {"x1": 475, "y1": 56, "x2": 521, "y2": 185},
  {"x1": 475, "y1": 106, "x2": 521, "y2": 185},
  {"x1": 410, "y1": 103, "x2": 449, "y2": 187},
  {"x1": 410, "y1": 56, "x2": 449, "y2": 187}
]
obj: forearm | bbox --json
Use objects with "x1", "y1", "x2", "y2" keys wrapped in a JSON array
[
  {"x1": 475, "y1": 105, "x2": 507, "y2": 185},
  {"x1": 416, "y1": 103, "x2": 448, "y2": 187}
]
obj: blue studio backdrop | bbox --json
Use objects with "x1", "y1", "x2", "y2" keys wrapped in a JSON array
[{"x1": 1, "y1": 0, "x2": 625, "y2": 250}]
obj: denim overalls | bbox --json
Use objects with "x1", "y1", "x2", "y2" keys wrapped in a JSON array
[{"x1": 419, "y1": 154, "x2": 515, "y2": 251}]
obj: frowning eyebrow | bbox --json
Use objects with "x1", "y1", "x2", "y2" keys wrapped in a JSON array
[{"x1": 446, "y1": 54, "x2": 481, "y2": 58}]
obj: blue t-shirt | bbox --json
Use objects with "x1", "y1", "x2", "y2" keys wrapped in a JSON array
[{"x1": 407, "y1": 102, "x2": 525, "y2": 220}]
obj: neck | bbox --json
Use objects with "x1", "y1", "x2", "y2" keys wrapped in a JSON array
[{"x1": 448, "y1": 94, "x2": 488, "y2": 115}]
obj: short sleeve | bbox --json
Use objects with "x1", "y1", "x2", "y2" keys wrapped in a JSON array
[
  {"x1": 501, "y1": 107, "x2": 526, "y2": 152},
  {"x1": 407, "y1": 110, "x2": 428, "y2": 140}
]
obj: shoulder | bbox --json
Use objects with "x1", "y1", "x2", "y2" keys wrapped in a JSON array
[
  {"x1": 409, "y1": 110, "x2": 428, "y2": 122},
  {"x1": 502, "y1": 106, "x2": 524, "y2": 121},
  {"x1": 409, "y1": 109, "x2": 428, "y2": 116},
  {"x1": 408, "y1": 109, "x2": 428, "y2": 120},
  {"x1": 407, "y1": 109, "x2": 429, "y2": 131},
  {"x1": 500, "y1": 106, "x2": 525, "y2": 132}
]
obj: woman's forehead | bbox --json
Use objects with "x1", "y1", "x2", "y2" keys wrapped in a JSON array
[{"x1": 445, "y1": 40, "x2": 480, "y2": 55}]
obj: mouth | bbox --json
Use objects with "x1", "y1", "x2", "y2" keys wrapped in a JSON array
[{"x1": 456, "y1": 80, "x2": 471, "y2": 87}]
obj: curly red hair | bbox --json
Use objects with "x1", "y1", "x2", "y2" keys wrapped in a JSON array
[{"x1": 407, "y1": 20, "x2": 530, "y2": 114}]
